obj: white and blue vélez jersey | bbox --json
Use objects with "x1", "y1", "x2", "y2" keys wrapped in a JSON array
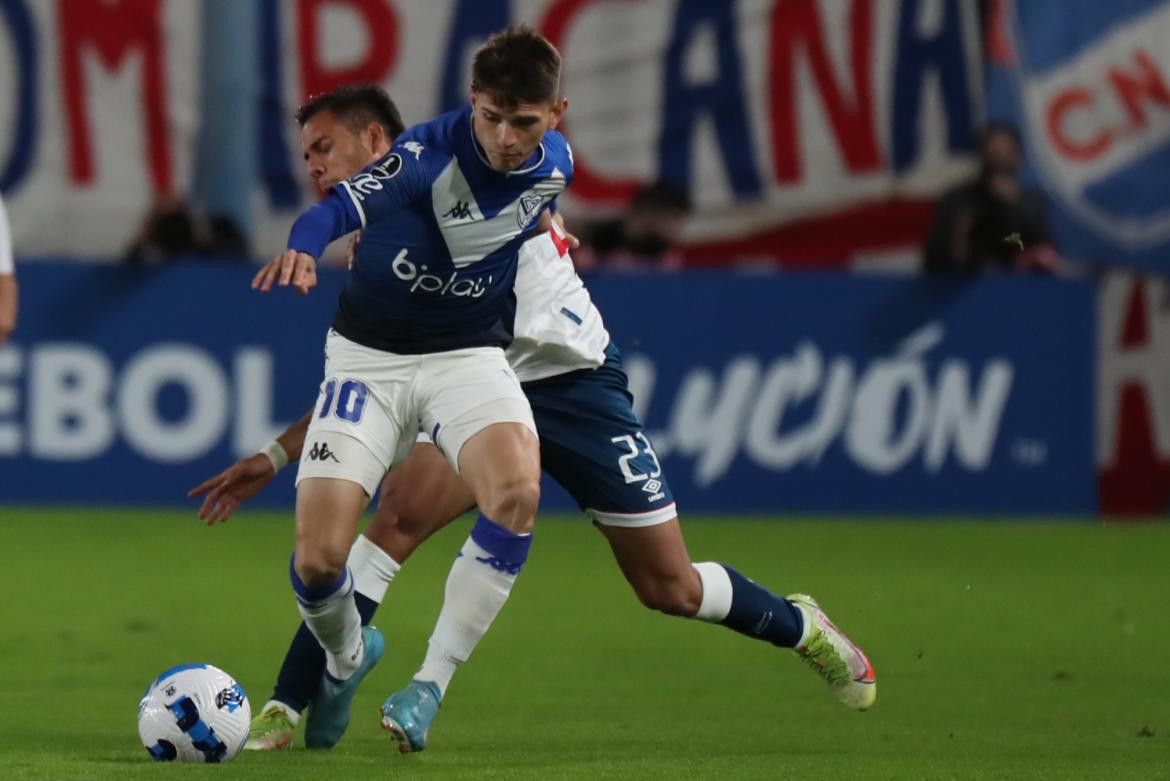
[{"x1": 287, "y1": 106, "x2": 573, "y2": 354}]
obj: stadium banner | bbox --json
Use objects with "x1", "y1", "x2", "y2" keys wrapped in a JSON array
[
  {"x1": 985, "y1": 0, "x2": 1170, "y2": 271},
  {"x1": 1098, "y1": 272, "x2": 1170, "y2": 515},
  {"x1": 0, "y1": 0, "x2": 984, "y2": 265},
  {"x1": 0, "y1": 265, "x2": 1097, "y2": 514}
]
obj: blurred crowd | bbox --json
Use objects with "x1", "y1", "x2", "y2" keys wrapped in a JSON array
[{"x1": 116, "y1": 118, "x2": 1059, "y2": 278}]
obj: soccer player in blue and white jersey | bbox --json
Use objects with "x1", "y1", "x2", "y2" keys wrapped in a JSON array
[
  {"x1": 196, "y1": 83, "x2": 876, "y2": 751},
  {"x1": 255, "y1": 27, "x2": 575, "y2": 737}
]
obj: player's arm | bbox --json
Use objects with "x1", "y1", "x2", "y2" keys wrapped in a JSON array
[
  {"x1": 536, "y1": 207, "x2": 579, "y2": 250},
  {"x1": 0, "y1": 196, "x2": 15, "y2": 344},
  {"x1": 189, "y1": 409, "x2": 313, "y2": 524},
  {"x1": 0, "y1": 274, "x2": 16, "y2": 346},
  {"x1": 254, "y1": 149, "x2": 424, "y2": 294}
]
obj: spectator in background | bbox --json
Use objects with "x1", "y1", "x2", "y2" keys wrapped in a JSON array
[
  {"x1": 923, "y1": 122, "x2": 1059, "y2": 274},
  {"x1": 576, "y1": 180, "x2": 691, "y2": 272},
  {"x1": 124, "y1": 195, "x2": 249, "y2": 265},
  {"x1": 0, "y1": 193, "x2": 16, "y2": 345}
]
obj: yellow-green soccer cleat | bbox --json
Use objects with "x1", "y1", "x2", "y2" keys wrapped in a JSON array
[
  {"x1": 788, "y1": 593, "x2": 876, "y2": 711},
  {"x1": 244, "y1": 703, "x2": 296, "y2": 751}
]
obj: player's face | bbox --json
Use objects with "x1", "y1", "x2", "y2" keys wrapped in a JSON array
[
  {"x1": 471, "y1": 91, "x2": 567, "y2": 172},
  {"x1": 301, "y1": 110, "x2": 377, "y2": 192}
]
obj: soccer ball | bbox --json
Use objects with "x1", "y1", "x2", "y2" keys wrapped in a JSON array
[{"x1": 137, "y1": 663, "x2": 251, "y2": 762}]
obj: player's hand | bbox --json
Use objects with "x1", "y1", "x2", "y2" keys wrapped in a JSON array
[
  {"x1": 188, "y1": 454, "x2": 278, "y2": 525},
  {"x1": 252, "y1": 250, "x2": 318, "y2": 295},
  {"x1": 537, "y1": 210, "x2": 580, "y2": 250}
]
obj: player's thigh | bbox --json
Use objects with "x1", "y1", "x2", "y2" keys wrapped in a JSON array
[
  {"x1": 295, "y1": 331, "x2": 419, "y2": 573},
  {"x1": 299, "y1": 330, "x2": 419, "y2": 489},
  {"x1": 367, "y1": 440, "x2": 477, "y2": 561},
  {"x1": 295, "y1": 477, "x2": 368, "y2": 582},
  {"x1": 528, "y1": 345, "x2": 677, "y2": 529},
  {"x1": 416, "y1": 347, "x2": 541, "y2": 529},
  {"x1": 457, "y1": 423, "x2": 541, "y2": 531}
]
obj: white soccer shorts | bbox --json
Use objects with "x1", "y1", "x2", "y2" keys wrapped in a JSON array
[{"x1": 296, "y1": 330, "x2": 537, "y2": 496}]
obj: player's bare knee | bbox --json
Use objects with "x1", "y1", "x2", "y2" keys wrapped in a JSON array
[
  {"x1": 293, "y1": 547, "x2": 346, "y2": 588},
  {"x1": 481, "y1": 477, "x2": 540, "y2": 533}
]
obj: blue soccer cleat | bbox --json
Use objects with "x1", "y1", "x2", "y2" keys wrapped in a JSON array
[
  {"x1": 304, "y1": 625, "x2": 385, "y2": 749},
  {"x1": 380, "y1": 680, "x2": 442, "y2": 753}
]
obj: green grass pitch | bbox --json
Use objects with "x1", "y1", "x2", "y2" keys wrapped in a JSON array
[{"x1": 1, "y1": 508, "x2": 1167, "y2": 779}]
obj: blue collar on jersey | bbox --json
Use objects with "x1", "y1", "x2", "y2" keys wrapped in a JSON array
[{"x1": 468, "y1": 110, "x2": 547, "y2": 176}]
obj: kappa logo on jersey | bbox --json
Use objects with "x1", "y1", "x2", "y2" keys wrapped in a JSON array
[
  {"x1": 1008, "y1": 2, "x2": 1170, "y2": 247},
  {"x1": 346, "y1": 154, "x2": 403, "y2": 202},
  {"x1": 402, "y1": 141, "x2": 425, "y2": 160},
  {"x1": 443, "y1": 201, "x2": 473, "y2": 220},
  {"x1": 391, "y1": 248, "x2": 495, "y2": 297},
  {"x1": 307, "y1": 442, "x2": 340, "y2": 463},
  {"x1": 517, "y1": 193, "x2": 544, "y2": 228}
]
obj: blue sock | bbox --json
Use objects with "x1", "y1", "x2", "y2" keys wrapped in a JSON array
[
  {"x1": 272, "y1": 593, "x2": 379, "y2": 713},
  {"x1": 720, "y1": 565, "x2": 804, "y2": 648}
]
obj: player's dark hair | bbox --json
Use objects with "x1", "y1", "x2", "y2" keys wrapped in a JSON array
[
  {"x1": 471, "y1": 26, "x2": 562, "y2": 109},
  {"x1": 295, "y1": 84, "x2": 405, "y2": 139}
]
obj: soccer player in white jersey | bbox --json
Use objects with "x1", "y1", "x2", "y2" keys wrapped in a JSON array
[
  {"x1": 195, "y1": 85, "x2": 875, "y2": 750},
  {"x1": 253, "y1": 27, "x2": 576, "y2": 739},
  {"x1": 0, "y1": 194, "x2": 17, "y2": 345}
]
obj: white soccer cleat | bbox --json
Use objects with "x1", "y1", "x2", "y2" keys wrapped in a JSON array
[{"x1": 788, "y1": 593, "x2": 876, "y2": 711}]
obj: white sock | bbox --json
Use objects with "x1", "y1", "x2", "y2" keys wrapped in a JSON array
[
  {"x1": 414, "y1": 529, "x2": 527, "y2": 697},
  {"x1": 294, "y1": 566, "x2": 364, "y2": 681},
  {"x1": 260, "y1": 699, "x2": 301, "y2": 725},
  {"x1": 348, "y1": 534, "x2": 401, "y2": 604},
  {"x1": 692, "y1": 562, "x2": 733, "y2": 622}
]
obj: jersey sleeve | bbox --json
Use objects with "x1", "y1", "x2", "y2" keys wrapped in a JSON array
[
  {"x1": 544, "y1": 130, "x2": 574, "y2": 187},
  {"x1": 336, "y1": 146, "x2": 428, "y2": 228},
  {"x1": 286, "y1": 147, "x2": 429, "y2": 259}
]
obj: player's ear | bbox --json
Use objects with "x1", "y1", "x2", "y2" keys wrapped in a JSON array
[
  {"x1": 547, "y1": 97, "x2": 568, "y2": 130},
  {"x1": 364, "y1": 121, "x2": 384, "y2": 153}
]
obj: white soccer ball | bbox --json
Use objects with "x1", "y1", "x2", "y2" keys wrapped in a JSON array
[{"x1": 137, "y1": 663, "x2": 251, "y2": 763}]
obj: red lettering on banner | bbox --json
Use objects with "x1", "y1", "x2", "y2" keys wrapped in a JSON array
[
  {"x1": 1108, "y1": 50, "x2": 1170, "y2": 129},
  {"x1": 985, "y1": 0, "x2": 1014, "y2": 66},
  {"x1": 59, "y1": 0, "x2": 171, "y2": 192},
  {"x1": 540, "y1": 0, "x2": 640, "y2": 204},
  {"x1": 1047, "y1": 88, "x2": 1111, "y2": 161},
  {"x1": 298, "y1": 0, "x2": 399, "y2": 99},
  {"x1": 769, "y1": 0, "x2": 881, "y2": 184},
  {"x1": 1099, "y1": 279, "x2": 1170, "y2": 515}
]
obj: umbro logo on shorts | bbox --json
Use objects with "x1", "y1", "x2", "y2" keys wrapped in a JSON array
[{"x1": 307, "y1": 442, "x2": 340, "y2": 463}]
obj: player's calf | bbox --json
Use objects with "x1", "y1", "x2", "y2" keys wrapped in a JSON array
[{"x1": 630, "y1": 569, "x2": 703, "y2": 617}]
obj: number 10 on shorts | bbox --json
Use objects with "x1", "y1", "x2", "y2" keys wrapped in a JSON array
[{"x1": 318, "y1": 379, "x2": 370, "y2": 424}]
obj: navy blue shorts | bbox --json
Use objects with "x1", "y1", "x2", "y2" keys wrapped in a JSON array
[{"x1": 523, "y1": 343, "x2": 677, "y2": 526}]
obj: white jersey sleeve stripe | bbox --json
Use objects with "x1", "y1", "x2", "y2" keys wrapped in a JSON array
[{"x1": 340, "y1": 181, "x2": 368, "y2": 229}]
